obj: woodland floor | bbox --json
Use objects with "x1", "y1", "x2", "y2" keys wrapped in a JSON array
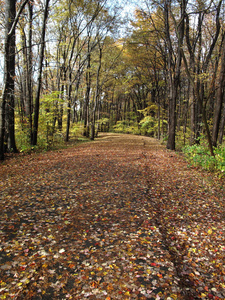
[{"x1": 0, "y1": 133, "x2": 225, "y2": 300}]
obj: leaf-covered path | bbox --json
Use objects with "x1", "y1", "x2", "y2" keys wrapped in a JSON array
[{"x1": 0, "y1": 134, "x2": 224, "y2": 300}]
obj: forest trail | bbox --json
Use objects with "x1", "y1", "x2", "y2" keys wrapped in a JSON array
[{"x1": 0, "y1": 133, "x2": 224, "y2": 300}]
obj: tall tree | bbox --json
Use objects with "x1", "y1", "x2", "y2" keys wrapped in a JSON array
[
  {"x1": 212, "y1": 32, "x2": 225, "y2": 147},
  {"x1": 180, "y1": 0, "x2": 223, "y2": 156},
  {"x1": 32, "y1": 0, "x2": 50, "y2": 145},
  {"x1": 0, "y1": 0, "x2": 29, "y2": 159},
  {"x1": 165, "y1": 0, "x2": 185, "y2": 150},
  {"x1": 19, "y1": 0, "x2": 34, "y2": 142},
  {"x1": 91, "y1": 39, "x2": 103, "y2": 140}
]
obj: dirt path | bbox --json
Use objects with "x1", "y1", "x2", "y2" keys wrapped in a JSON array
[{"x1": 0, "y1": 133, "x2": 224, "y2": 300}]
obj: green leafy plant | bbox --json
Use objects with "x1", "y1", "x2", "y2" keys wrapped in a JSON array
[
  {"x1": 183, "y1": 136, "x2": 225, "y2": 175},
  {"x1": 113, "y1": 120, "x2": 140, "y2": 135},
  {"x1": 139, "y1": 116, "x2": 155, "y2": 136},
  {"x1": 214, "y1": 145, "x2": 225, "y2": 174},
  {"x1": 176, "y1": 127, "x2": 192, "y2": 151}
]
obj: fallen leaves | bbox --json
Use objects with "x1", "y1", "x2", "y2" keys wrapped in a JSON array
[{"x1": 0, "y1": 133, "x2": 224, "y2": 299}]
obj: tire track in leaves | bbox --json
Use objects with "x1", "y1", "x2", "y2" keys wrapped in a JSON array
[
  {"x1": 141, "y1": 141, "x2": 225, "y2": 300},
  {"x1": 143, "y1": 163, "x2": 198, "y2": 299}
]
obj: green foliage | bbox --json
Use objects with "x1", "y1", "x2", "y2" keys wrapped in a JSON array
[
  {"x1": 175, "y1": 127, "x2": 192, "y2": 151},
  {"x1": 70, "y1": 123, "x2": 84, "y2": 137},
  {"x1": 41, "y1": 91, "x2": 62, "y2": 124},
  {"x1": 139, "y1": 116, "x2": 167, "y2": 137},
  {"x1": 139, "y1": 116, "x2": 156, "y2": 136},
  {"x1": 113, "y1": 120, "x2": 140, "y2": 135},
  {"x1": 138, "y1": 104, "x2": 158, "y2": 117},
  {"x1": 15, "y1": 122, "x2": 86, "y2": 154},
  {"x1": 183, "y1": 137, "x2": 225, "y2": 175},
  {"x1": 15, "y1": 123, "x2": 33, "y2": 153},
  {"x1": 113, "y1": 115, "x2": 167, "y2": 138},
  {"x1": 97, "y1": 118, "x2": 109, "y2": 125},
  {"x1": 214, "y1": 145, "x2": 225, "y2": 174},
  {"x1": 137, "y1": 103, "x2": 167, "y2": 137},
  {"x1": 15, "y1": 91, "x2": 86, "y2": 153},
  {"x1": 38, "y1": 114, "x2": 54, "y2": 150}
]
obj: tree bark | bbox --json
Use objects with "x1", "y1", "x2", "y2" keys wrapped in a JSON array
[
  {"x1": 218, "y1": 99, "x2": 225, "y2": 144},
  {"x1": 212, "y1": 34, "x2": 225, "y2": 147},
  {"x1": 0, "y1": 0, "x2": 17, "y2": 160},
  {"x1": 65, "y1": 71, "x2": 72, "y2": 142},
  {"x1": 91, "y1": 42, "x2": 102, "y2": 140},
  {"x1": 27, "y1": 1, "x2": 34, "y2": 142},
  {"x1": 165, "y1": 0, "x2": 185, "y2": 151},
  {"x1": 84, "y1": 49, "x2": 91, "y2": 137},
  {"x1": 32, "y1": 0, "x2": 50, "y2": 146},
  {"x1": 20, "y1": 2, "x2": 33, "y2": 142}
]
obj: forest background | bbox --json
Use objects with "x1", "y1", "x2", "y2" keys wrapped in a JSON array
[{"x1": 0, "y1": 0, "x2": 225, "y2": 174}]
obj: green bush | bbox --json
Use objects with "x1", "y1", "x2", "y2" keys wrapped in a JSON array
[
  {"x1": 175, "y1": 127, "x2": 192, "y2": 151},
  {"x1": 214, "y1": 145, "x2": 225, "y2": 174},
  {"x1": 139, "y1": 116, "x2": 156, "y2": 136},
  {"x1": 183, "y1": 138, "x2": 225, "y2": 175},
  {"x1": 15, "y1": 126, "x2": 33, "y2": 153},
  {"x1": 113, "y1": 120, "x2": 140, "y2": 135},
  {"x1": 139, "y1": 117, "x2": 167, "y2": 138},
  {"x1": 70, "y1": 123, "x2": 84, "y2": 138}
]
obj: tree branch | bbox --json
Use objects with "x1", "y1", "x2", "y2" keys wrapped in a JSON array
[{"x1": 8, "y1": 0, "x2": 30, "y2": 37}]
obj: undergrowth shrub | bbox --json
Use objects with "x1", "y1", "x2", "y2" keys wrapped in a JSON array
[
  {"x1": 113, "y1": 117, "x2": 167, "y2": 138},
  {"x1": 214, "y1": 145, "x2": 225, "y2": 174},
  {"x1": 183, "y1": 138, "x2": 225, "y2": 175},
  {"x1": 15, "y1": 128, "x2": 33, "y2": 153},
  {"x1": 113, "y1": 120, "x2": 140, "y2": 135},
  {"x1": 139, "y1": 116, "x2": 157, "y2": 136},
  {"x1": 15, "y1": 115, "x2": 85, "y2": 153},
  {"x1": 175, "y1": 127, "x2": 192, "y2": 151}
]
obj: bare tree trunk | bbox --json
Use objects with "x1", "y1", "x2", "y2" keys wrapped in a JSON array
[
  {"x1": 218, "y1": 100, "x2": 225, "y2": 144},
  {"x1": 212, "y1": 33, "x2": 225, "y2": 147},
  {"x1": 27, "y1": 1, "x2": 34, "y2": 143},
  {"x1": 0, "y1": 0, "x2": 18, "y2": 160},
  {"x1": 91, "y1": 42, "x2": 102, "y2": 140},
  {"x1": 65, "y1": 71, "x2": 72, "y2": 142},
  {"x1": 58, "y1": 63, "x2": 66, "y2": 131},
  {"x1": 72, "y1": 70, "x2": 82, "y2": 123},
  {"x1": 32, "y1": 0, "x2": 50, "y2": 146},
  {"x1": 165, "y1": 0, "x2": 185, "y2": 150},
  {"x1": 19, "y1": 2, "x2": 33, "y2": 143},
  {"x1": 84, "y1": 49, "x2": 91, "y2": 137}
]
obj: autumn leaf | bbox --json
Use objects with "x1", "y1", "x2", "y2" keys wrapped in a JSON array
[{"x1": 0, "y1": 134, "x2": 224, "y2": 299}]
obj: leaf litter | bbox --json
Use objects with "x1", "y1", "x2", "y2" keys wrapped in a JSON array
[{"x1": 0, "y1": 133, "x2": 224, "y2": 299}]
